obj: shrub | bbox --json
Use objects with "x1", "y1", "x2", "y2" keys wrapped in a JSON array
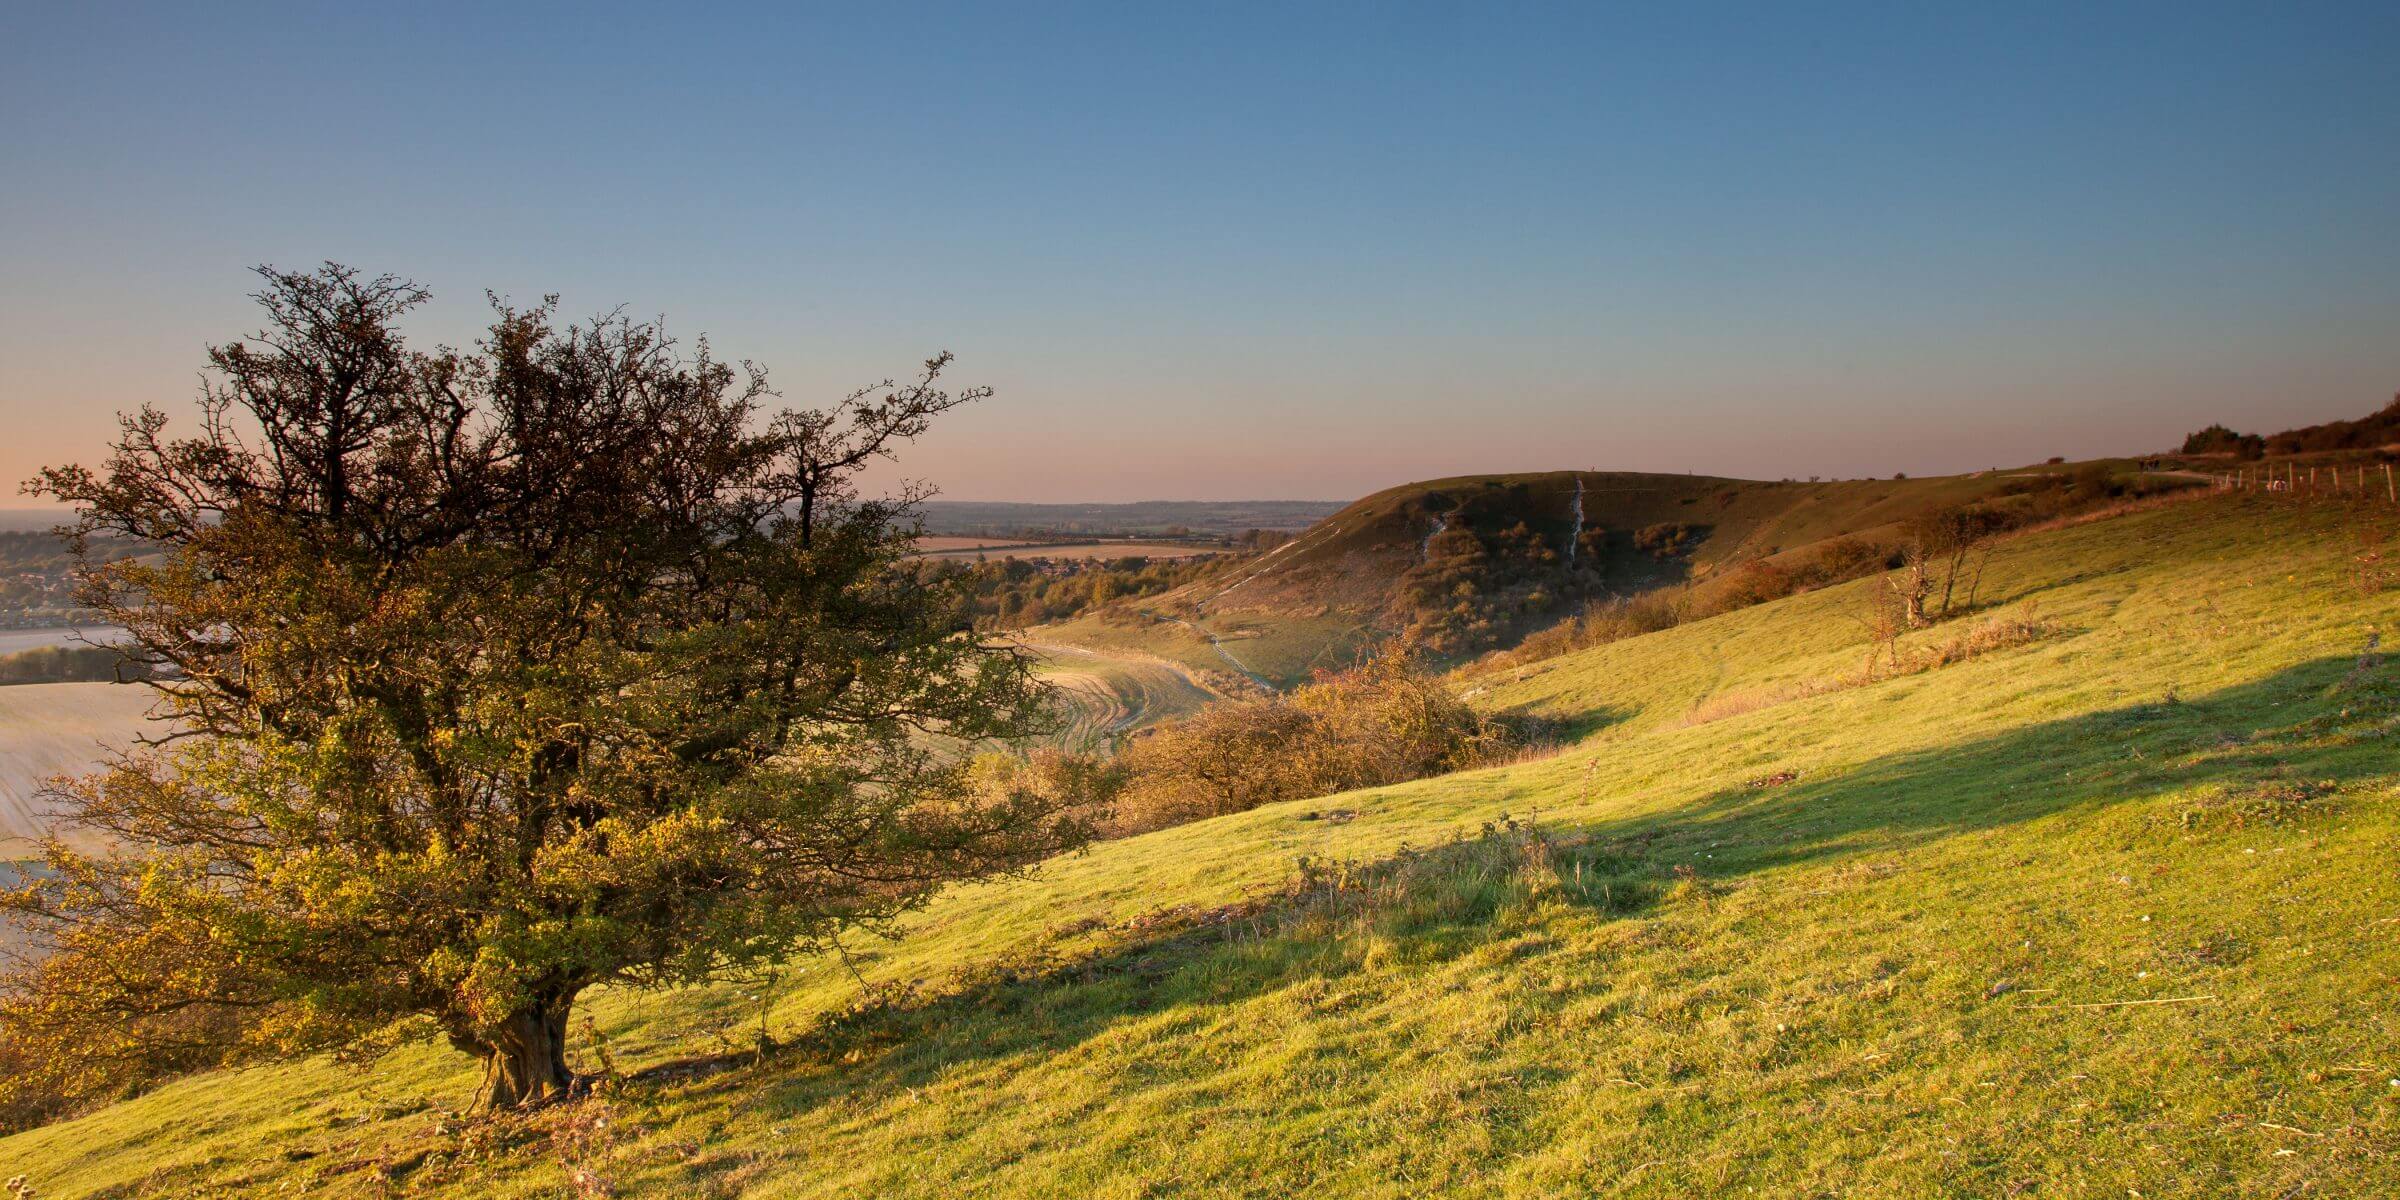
[
  {"x1": 1791, "y1": 536, "x2": 1886, "y2": 589},
  {"x1": 1906, "y1": 607, "x2": 2051, "y2": 672},
  {"x1": 2181, "y1": 423, "x2": 2267, "y2": 459},
  {"x1": 2178, "y1": 778, "x2": 2342, "y2": 832},
  {"x1": 1109, "y1": 652, "x2": 1517, "y2": 836},
  {"x1": 1633, "y1": 522, "x2": 1703, "y2": 559},
  {"x1": 1481, "y1": 592, "x2": 1688, "y2": 671},
  {"x1": 1712, "y1": 559, "x2": 1797, "y2": 610},
  {"x1": 923, "y1": 553, "x2": 1222, "y2": 631},
  {"x1": 2354, "y1": 523, "x2": 2396, "y2": 595}
]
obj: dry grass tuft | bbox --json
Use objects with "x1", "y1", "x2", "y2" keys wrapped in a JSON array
[{"x1": 1685, "y1": 606, "x2": 2054, "y2": 727}]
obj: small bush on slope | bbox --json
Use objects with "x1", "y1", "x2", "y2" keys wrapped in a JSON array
[{"x1": 1108, "y1": 651, "x2": 1524, "y2": 835}]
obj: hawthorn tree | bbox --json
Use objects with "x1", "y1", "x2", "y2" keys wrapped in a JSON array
[
  {"x1": 1894, "y1": 503, "x2": 1998, "y2": 625},
  {"x1": 2, "y1": 264, "x2": 1098, "y2": 1112}
]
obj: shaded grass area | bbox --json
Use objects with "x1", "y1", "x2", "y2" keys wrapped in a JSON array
[
  {"x1": 694, "y1": 657, "x2": 2397, "y2": 1199},
  {"x1": 7, "y1": 495, "x2": 2400, "y2": 1197}
]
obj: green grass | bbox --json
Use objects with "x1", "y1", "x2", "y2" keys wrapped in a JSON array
[
  {"x1": 8, "y1": 494, "x2": 2399, "y2": 1197},
  {"x1": 1129, "y1": 464, "x2": 2163, "y2": 680},
  {"x1": 1032, "y1": 610, "x2": 1377, "y2": 690}
]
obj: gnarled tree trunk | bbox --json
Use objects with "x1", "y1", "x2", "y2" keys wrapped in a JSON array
[
  {"x1": 457, "y1": 990, "x2": 581, "y2": 1112},
  {"x1": 1899, "y1": 554, "x2": 1932, "y2": 629}
]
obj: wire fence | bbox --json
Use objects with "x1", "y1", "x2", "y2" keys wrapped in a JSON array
[{"x1": 2205, "y1": 461, "x2": 2399, "y2": 503}]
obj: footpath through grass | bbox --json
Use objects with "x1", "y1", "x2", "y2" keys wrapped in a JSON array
[{"x1": 6, "y1": 493, "x2": 2397, "y2": 1197}]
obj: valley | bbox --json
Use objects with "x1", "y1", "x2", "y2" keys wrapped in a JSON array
[{"x1": 912, "y1": 539, "x2": 1224, "y2": 562}]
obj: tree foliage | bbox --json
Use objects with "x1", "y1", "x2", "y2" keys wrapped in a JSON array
[
  {"x1": 2, "y1": 264, "x2": 1096, "y2": 1114},
  {"x1": 2180, "y1": 422, "x2": 2266, "y2": 460},
  {"x1": 2180, "y1": 394, "x2": 2400, "y2": 459},
  {"x1": 1393, "y1": 482, "x2": 1607, "y2": 657},
  {"x1": 911, "y1": 553, "x2": 1220, "y2": 630}
]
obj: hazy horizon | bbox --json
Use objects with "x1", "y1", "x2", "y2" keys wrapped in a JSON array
[{"x1": 7, "y1": 3, "x2": 2397, "y2": 503}]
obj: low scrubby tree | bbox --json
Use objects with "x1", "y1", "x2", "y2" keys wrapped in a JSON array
[
  {"x1": 3, "y1": 264, "x2": 1097, "y2": 1113},
  {"x1": 1892, "y1": 504, "x2": 2001, "y2": 626},
  {"x1": 1112, "y1": 650, "x2": 1513, "y2": 833}
]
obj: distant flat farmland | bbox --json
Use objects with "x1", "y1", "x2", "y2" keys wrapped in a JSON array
[
  {"x1": 0, "y1": 682, "x2": 157, "y2": 854},
  {"x1": 0, "y1": 625, "x2": 124, "y2": 654},
  {"x1": 912, "y1": 541, "x2": 1224, "y2": 562},
  {"x1": 915, "y1": 499, "x2": 1342, "y2": 538},
  {"x1": 912, "y1": 536, "x2": 1046, "y2": 555}
]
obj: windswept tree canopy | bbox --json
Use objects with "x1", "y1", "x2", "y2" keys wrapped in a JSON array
[{"x1": 3, "y1": 264, "x2": 1099, "y2": 1112}]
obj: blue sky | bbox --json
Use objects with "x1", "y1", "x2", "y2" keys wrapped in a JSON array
[{"x1": 5, "y1": 2, "x2": 2396, "y2": 501}]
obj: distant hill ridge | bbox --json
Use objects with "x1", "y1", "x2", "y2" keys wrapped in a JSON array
[
  {"x1": 1146, "y1": 467, "x2": 2063, "y2": 660},
  {"x1": 2181, "y1": 393, "x2": 2400, "y2": 459},
  {"x1": 916, "y1": 499, "x2": 1343, "y2": 538}
]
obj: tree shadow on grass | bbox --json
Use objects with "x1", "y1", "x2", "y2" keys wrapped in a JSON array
[
  {"x1": 1517, "y1": 701, "x2": 1634, "y2": 742},
  {"x1": 643, "y1": 654, "x2": 2387, "y2": 1128},
  {"x1": 632, "y1": 823, "x2": 1638, "y2": 1126},
  {"x1": 1571, "y1": 653, "x2": 2385, "y2": 884}
]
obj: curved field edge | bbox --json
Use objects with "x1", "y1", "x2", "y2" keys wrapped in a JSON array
[
  {"x1": 7, "y1": 495, "x2": 2398, "y2": 1197},
  {"x1": 1029, "y1": 645, "x2": 1217, "y2": 749},
  {"x1": 1031, "y1": 609, "x2": 1381, "y2": 691}
]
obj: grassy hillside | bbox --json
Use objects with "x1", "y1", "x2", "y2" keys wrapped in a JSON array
[
  {"x1": 1183, "y1": 468, "x2": 2041, "y2": 616},
  {"x1": 1031, "y1": 607, "x2": 1378, "y2": 690},
  {"x1": 916, "y1": 499, "x2": 1343, "y2": 538},
  {"x1": 7, "y1": 493, "x2": 2397, "y2": 1197},
  {"x1": 1049, "y1": 464, "x2": 2167, "y2": 678}
]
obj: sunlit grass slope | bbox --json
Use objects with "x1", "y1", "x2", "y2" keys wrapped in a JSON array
[
  {"x1": 8, "y1": 493, "x2": 2398, "y2": 1197},
  {"x1": 1035, "y1": 608, "x2": 1378, "y2": 690}
]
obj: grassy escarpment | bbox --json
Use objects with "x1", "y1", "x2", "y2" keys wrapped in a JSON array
[
  {"x1": 1058, "y1": 463, "x2": 2185, "y2": 677},
  {"x1": 4, "y1": 493, "x2": 2397, "y2": 1197}
]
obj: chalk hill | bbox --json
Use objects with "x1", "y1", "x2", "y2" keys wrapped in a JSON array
[{"x1": 1044, "y1": 467, "x2": 2073, "y2": 683}]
